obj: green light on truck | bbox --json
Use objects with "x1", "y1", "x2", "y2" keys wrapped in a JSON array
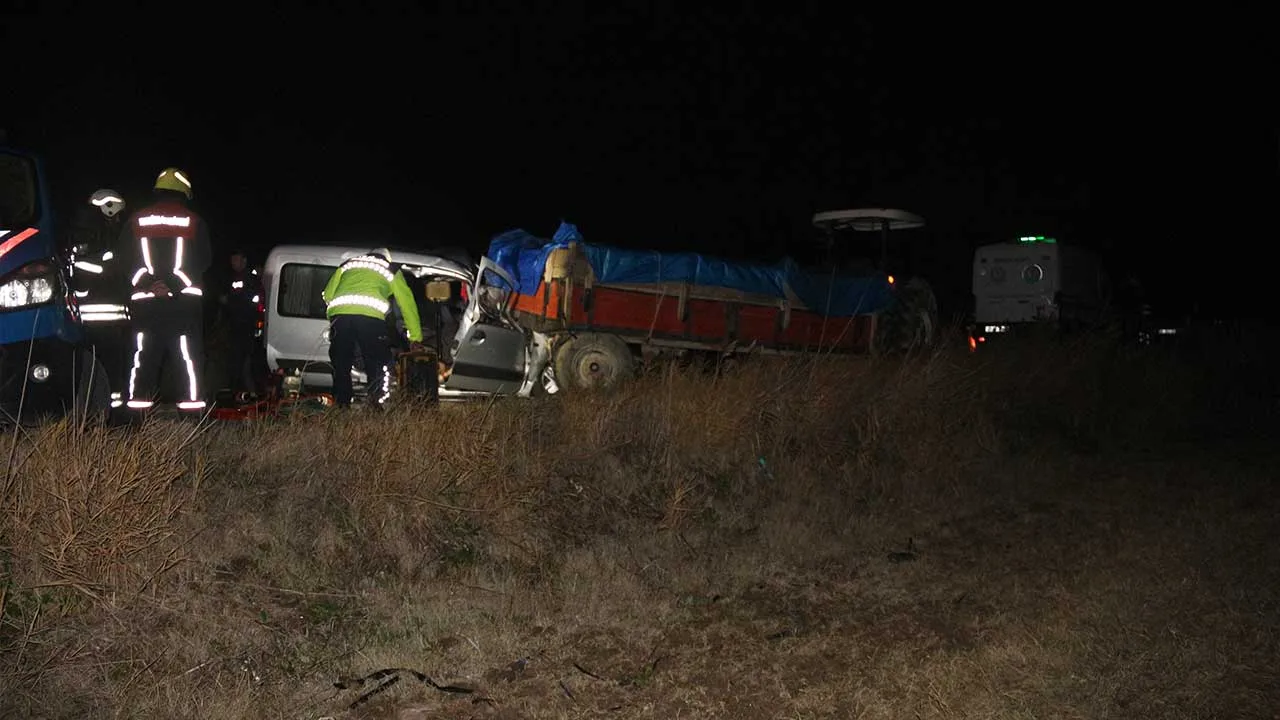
[{"x1": 1018, "y1": 235, "x2": 1057, "y2": 244}]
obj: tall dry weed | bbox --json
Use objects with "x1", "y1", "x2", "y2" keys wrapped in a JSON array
[
  {"x1": 0, "y1": 417, "x2": 206, "y2": 706},
  {"x1": 1, "y1": 419, "x2": 205, "y2": 604},
  {"x1": 1, "y1": 325, "x2": 1272, "y2": 717}
]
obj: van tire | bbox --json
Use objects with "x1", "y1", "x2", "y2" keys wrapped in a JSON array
[
  {"x1": 553, "y1": 333, "x2": 635, "y2": 392},
  {"x1": 530, "y1": 361, "x2": 559, "y2": 397},
  {"x1": 73, "y1": 350, "x2": 111, "y2": 426}
]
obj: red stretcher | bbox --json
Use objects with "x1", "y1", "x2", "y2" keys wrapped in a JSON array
[{"x1": 210, "y1": 391, "x2": 337, "y2": 421}]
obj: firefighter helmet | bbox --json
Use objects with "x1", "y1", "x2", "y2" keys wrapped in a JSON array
[
  {"x1": 154, "y1": 167, "x2": 193, "y2": 199},
  {"x1": 89, "y1": 189, "x2": 126, "y2": 218}
]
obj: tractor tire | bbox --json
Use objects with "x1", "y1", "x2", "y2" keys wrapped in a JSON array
[
  {"x1": 552, "y1": 333, "x2": 636, "y2": 392},
  {"x1": 875, "y1": 277, "x2": 939, "y2": 355}
]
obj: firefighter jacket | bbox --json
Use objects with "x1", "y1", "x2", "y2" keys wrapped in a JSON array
[
  {"x1": 322, "y1": 254, "x2": 423, "y2": 343},
  {"x1": 67, "y1": 208, "x2": 130, "y2": 323},
  {"x1": 118, "y1": 194, "x2": 212, "y2": 305}
]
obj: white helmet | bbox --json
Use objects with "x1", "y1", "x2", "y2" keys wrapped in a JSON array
[
  {"x1": 90, "y1": 189, "x2": 125, "y2": 218},
  {"x1": 369, "y1": 247, "x2": 393, "y2": 263}
]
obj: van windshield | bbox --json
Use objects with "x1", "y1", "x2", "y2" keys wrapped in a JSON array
[{"x1": 0, "y1": 151, "x2": 40, "y2": 229}]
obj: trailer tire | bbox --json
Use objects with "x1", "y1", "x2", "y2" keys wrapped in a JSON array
[{"x1": 553, "y1": 333, "x2": 636, "y2": 392}]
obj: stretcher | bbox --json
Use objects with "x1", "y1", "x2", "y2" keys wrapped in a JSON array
[{"x1": 210, "y1": 390, "x2": 337, "y2": 421}]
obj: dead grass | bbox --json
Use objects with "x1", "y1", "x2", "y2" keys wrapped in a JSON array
[{"x1": 2, "y1": 326, "x2": 1278, "y2": 719}]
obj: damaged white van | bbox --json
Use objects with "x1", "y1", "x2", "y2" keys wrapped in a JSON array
[{"x1": 261, "y1": 245, "x2": 558, "y2": 401}]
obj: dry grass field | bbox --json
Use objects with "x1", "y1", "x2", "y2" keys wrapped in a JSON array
[{"x1": 3, "y1": 326, "x2": 1277, "y2": 719}]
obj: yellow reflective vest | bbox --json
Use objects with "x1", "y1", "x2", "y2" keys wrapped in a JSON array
[{"x1": 322, "y1": 255, "x2": 423, "y2": 342}]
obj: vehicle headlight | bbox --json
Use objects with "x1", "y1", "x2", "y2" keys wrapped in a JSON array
[{"x1": 0, "y1": 262, "x2": 59, "y2": 309}]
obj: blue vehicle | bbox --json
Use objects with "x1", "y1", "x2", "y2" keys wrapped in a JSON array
[{"x1": 0, "y1": 144, "x2": 111, "y2": 425}]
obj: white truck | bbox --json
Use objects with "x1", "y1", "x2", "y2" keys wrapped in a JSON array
[{"x1": 967, "y1": 235, "x2": 1112, "y2": 348}]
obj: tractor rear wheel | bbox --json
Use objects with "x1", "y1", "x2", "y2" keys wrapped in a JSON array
[{"x1": 875, "y1": 277, "x2": 939, "y2": 355}]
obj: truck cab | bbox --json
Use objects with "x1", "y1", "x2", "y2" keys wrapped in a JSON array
[
  {"x1": 262, "y1": 245, "x2": 555, "y2": 402},
  {"x1": 968, "y1": 234, "x2": 1112, "y2": 348},
  {"x1": 0, "y1": 145, "x2": 110, "y2": 424}
]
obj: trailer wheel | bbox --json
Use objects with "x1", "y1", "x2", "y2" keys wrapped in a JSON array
[{"x1": 553, "y1": 333, "x2": 636, "y2": 392}]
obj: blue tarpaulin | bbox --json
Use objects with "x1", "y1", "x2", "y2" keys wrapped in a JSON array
[{"x1": 485, "y1": 221, "x2": 894, "y2": 317}]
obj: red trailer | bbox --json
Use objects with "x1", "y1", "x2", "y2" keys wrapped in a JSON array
[
  {"x1": 482, "y1": 221, "x2": 920, "y2": 391},
  {"x1": 507, "y1": 241, "x2": 881, "y2": 357}
]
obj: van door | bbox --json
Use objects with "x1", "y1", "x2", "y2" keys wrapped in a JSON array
[
  {"x1": 442, "y1": 257, "x2": 530, "y2": 395},
  {"x1": 268, "y1": 258, "x2": 344, "y2": 387}
]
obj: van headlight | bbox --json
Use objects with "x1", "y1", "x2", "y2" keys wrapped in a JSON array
[{"x1": 0, "y1": 261, "x2": 59, "y2": 309}]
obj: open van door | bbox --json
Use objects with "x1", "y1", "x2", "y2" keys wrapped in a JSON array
[{"x1": 442, "y1": 256, "x2": 541, "y2": 396}]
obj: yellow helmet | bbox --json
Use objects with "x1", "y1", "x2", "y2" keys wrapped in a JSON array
[{"x1": 154, "y1": 167, "x2": 193, "y2": 199}]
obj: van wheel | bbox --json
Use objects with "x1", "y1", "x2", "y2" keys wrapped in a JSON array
[
  {"x1": 73, "y1": 351, "x2": 111, "y2": 426},
  {"x1": 553, "y1": 333, "x2": 635, "y2": 392},
  {"x1": 531, "y1": 361, "x2": 560, "y2": 397}
]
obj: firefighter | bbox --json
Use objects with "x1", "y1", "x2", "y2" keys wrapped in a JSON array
[
  {"x1": 218, "y1": 249, "x2": 265, "y2": 397},
  {"x1": 69, "y1": 189, "x2": 128, "y2": 302},
  {"x1": 119, "y1": 168, "x2": 213, "y2": 415},
  {"x1": 69, "y1": 189, "x2": 126, "y2": 260},
  {"x1": 68, "y1": 189, "x2": 132, "y2": 409},
  {"x1": 322, "y1": 248, "x2": 423, "y2": 408}
]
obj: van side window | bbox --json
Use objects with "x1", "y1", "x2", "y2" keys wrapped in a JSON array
[{"x1": 278, "y1": 263, "x2": 335, "y2": 319}]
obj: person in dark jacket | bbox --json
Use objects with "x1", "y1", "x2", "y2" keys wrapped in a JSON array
[
  {"x1": 119, "y1": 168, "x2": 212, "y2": 415},
  {"x1": 218, "y1": 249, "x2": 266, "y2": 397}
]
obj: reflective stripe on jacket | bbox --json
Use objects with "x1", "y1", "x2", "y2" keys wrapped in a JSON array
[
  {"x1": 119, "y1": 197, "x2": 211, "y2": 303},
  {"x1": 322, "y1": 255, "x2": 423, "y2": 342}
]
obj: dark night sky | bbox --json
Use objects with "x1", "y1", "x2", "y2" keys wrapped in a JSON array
[{"x1": 4, "y1": 5, "x2": 1275, "y2": 320}]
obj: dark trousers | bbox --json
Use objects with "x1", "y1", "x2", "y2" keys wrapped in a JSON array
[
  {"x1": 227, "y1": 325, "x2": 263, "y2": 394},
  {"x1": 328, "y1": 314, "x2": 392, "y2": 407},
  {"x1": 83, "y1": 322, "x2": 131, "y2": 402},
  {"x1": 126, "y1": 299, "x2": 206, "y2": 411}
]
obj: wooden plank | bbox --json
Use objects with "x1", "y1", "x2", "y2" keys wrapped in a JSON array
[
  {"x1": 541, "y1": 283, "x2": 876, "y2": 355},
  {"x1": 601, "y1": 280, "x2": 797, "y2": 308},
  {"x1": 725, "y1": 301, "x2": 739, "y2": 342}
]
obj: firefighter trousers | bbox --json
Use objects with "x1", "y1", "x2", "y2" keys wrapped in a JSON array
[
  {"x1": 328, "y1": 313, "x2": 392, "y2": 407},
  {"x1": 126, "y1": 299, "x2": 206, "y2": 411},
  {"x1": 83, "y1": 321, "x2": 132, "y2": 405}
]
